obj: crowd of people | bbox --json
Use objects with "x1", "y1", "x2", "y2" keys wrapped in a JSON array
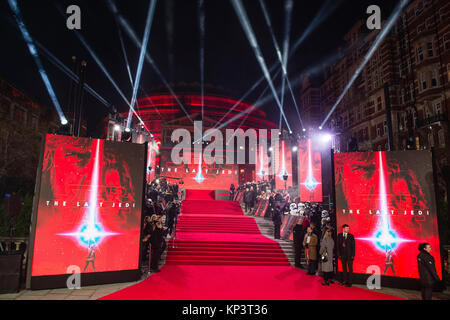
[
  {"x1": 141, "y1": 178, "x2": 181, "y2": 273},
  {"x1": 233, "y1": 181, "x2": 444, "y2": 298}
]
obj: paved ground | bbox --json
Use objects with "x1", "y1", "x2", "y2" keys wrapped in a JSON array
[
  {"x1": 2, "y1": 204, "x2": 448, "y2": 301},
  {"x1": 0, "y1": 281, "x2": 140, "y2": 300},
  {"x1": 1, "y1": 277, "x2": 449, "y2": 300}
]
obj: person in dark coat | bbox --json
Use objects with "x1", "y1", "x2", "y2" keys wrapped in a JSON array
[
  {"x1": 272, "y1": 205, "x2": 282, "y2": 239},
  {"x1": 243, "y1": 188, "x2": 251, "y2": 213},
  {"x1": 417, "y1": 243, "x2": 440, "y2": 300},
  {"x1": 292, "y1": 218, "x2": 305, "y2": 268},
  {"x1": 320, "y1": 229, "x2": 335, "y2": 285},
  {"x1": 230, "y1": 183, "x2": 235, "y2": 200},
  {"x1": 337, "y1": 224, "x2": 355, "y2": 287},
  {"x1": 150, "y1": 219, "x2": 167, "y2": 272}
]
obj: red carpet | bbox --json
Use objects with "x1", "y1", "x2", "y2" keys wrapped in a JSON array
[{"x1": 100, "y1": 190, "x2": 402, "y2": 300}]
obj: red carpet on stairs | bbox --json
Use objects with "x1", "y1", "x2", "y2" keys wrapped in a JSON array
[{"x1": 100, "y1": 189, "x2": 402, "y2": 300}]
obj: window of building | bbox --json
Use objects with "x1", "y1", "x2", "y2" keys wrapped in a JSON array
[
  {"x1": 440, "y1": 9, "x2": 447, "y2": 23},
  {"x1": 376, "y1": 124, "x2": 381, "y2": 137},
  {"x1": 426, "y1": 42, "x2": 434, "y2": 57},
  {"x1": 430, "y1": 70, "x2": 438, "y2": 87},
  {"x1": 438, "y1": 129, "x2": 445, "y2": 147},
  {"x1": 415, "y1": 136, "x2": 421, "y2": 150},
  {"x1": 415, "y1": 3, "x2": 423, "y2": 16},
  {"x1": 401, "y1": 88, "x2": 405, "y2": 104},
  {"x1": 421, "y1": 72, "x2": 427, "y2": 90},
  {"x1": 425, "y1": 106, "x2": 431, "y2": 119},
  {"x1": 30, "y1": 116, "x2": 38, "y2": 130},
  {"x1": 444, "y1": 34, "x2": 450, "y2": 51},
  {"x1": 417, "y1": 24, "x2": 424, "y2": 34},
  {"x1": 417, "y1": 45, "x2": 424, "y2": 62},
  {"x1": 426, "y1": 18, "x2": 433, "y2": 30},
  {"x1": 410, "y1": 83, "x2": 414, "y2": 100},
  {"x1": 383, "y1": 120, "x2": 387, "y2": 136},
  {"x1": 377, "y1": 96, "x2": 383, "y2": 111},
  {"x1": 428, "y1": 133, "x2": 434, "y2": 148},
  {"x1": 435, "y1": 101, "x2": 442, "y2": 115}
]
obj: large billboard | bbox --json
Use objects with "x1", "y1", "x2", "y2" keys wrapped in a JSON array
[
  {"x1": 275, "y1": 140, "x2": 293, "y2": 190},
  {"x1": 159, "y1": 150, "x2": 238, "y2": 190},
  {"x1": 30, "y1": 134, "x2": 145, "y2": 278},
  {"x1": 334, "y1": 151, "x2": 442, "y2": 279},
  {"x1": 298, "y1": 139, "x2": 322, "y2": 202}
]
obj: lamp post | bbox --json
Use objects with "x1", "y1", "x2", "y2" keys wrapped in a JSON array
[
  {"x1": 282, "y1": 173, "x2": 288, "y2": 191},
  {"x1": 262, "y1": 170, "x2": 265, "y2": 181}
]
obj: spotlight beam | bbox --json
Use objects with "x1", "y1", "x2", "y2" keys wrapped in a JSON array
[
  {"x1": 8, "y1": 0, "x2": 68, "y2": 124},
  {"x1": 55, "y1": 3, "x2": 148, "y2": 130},
  {"x1": 198, "y1": 0, "x2": 205, "y2": 120},
  {"x1": 114, "y1": 13, "x2": 134, "y2": 88},
  {"x1": 214, "y1": 0, "x2": 342, "y2": 130},
  {"x1": 230, "y1": 0, "x2": 292, "y2": 132},
  {"x1": 255, "y1": 0, "x2": 305, "y2": 130},
  {"x1": 126, "y1": 0, "x2": 157, "y2": 130},
  {"x1": 320, "y1": 0, "x2": 410, "y2": 128},
  {"x1": 35, "y1": 40, "x2": 109, "y2": 107},
  {"x1": 107, "y1": 0, "x2": 193, "y2": 124},
  {"x1": 193, "y1": 68, "x2": 281, "y2": 145},
  {"x1": 226, "y1": 83, "x2": 270, "y2": 145},
  {"x1": 289, "y1": 0, "x2": 343, "y2": 57}
]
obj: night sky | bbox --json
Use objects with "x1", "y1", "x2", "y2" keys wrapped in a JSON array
[{"x1": 0, "y1": 0, "x2": 397, "y2": 135}]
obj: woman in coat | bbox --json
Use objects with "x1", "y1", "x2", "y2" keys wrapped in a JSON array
[
  {"x1": 303, "y1": 226, "x2": 318, "y2": 275},
  {"x1": 320, "y1": 229, "x2": 335, "y2": 285}
]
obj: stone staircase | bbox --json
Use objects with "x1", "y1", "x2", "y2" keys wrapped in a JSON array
[{"x1": 240, "y1": 203, "x2": 307, "y2": 268}]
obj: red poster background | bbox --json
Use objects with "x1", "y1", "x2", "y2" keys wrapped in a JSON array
[
  {"x1": 298, "y1": 139, "x2": 323, "y2": 202},
  {"x1": 334, "y1": 151, "x2": 442, "y2": 279},
  {"x1": 31, "y1": 134, "x2": 145, "y2": 277}
]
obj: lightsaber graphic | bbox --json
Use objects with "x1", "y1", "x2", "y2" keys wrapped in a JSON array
[
  {"x1": 358, "y1": 152, "x2": 412, "y2": 252},
  {"x1": 277, "y1": 141, "x2": 289, "y2": 180},
  {"x1": 256, "y1": 146, "x2": 268, "y2": 179},
  {"x1": 59, "y1": 140, "x2": 118, "y2": 247},
  {"x1": 194, "y1": 151, "x2": 205, "y2": 183},
  {"x1": 301, "y1": 139, "x2": 320, "y2": 191}
]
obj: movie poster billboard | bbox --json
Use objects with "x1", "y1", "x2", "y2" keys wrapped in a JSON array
[
  {"x1": 159, "y1": 150, "x2": 238, "y2": 190},
  {"x1": 30, "y1": 134, "x2": 145, "y2": 278},
  {"x1": 298, "y1": 139, "x2": 322, "y2": 202},
  {"x1": 275, "y1": 140, "x2": 293, "y2": 190},
  {"x1": 334, "y1": 151, "x2": 442, "y2": 279}
]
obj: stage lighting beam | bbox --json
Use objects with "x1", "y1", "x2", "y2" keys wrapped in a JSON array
[
  {"x1": 8, "y1": 0, "x2": 68, "y2": 125},
  {"x1": 126, "y1": 0, "x2": 157, "y2": 130},
  {"x1": 320, "y1": 0, "x2": 410, "y2": 128},
  {"x1": 230, "y1": 0, "x2": 292, "y2": 133}
]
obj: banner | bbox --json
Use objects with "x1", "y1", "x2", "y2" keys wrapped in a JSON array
[
  {"x1": 298, "y1": 139, "x2": 322, "y2": 202},
  {"x1": 30, "y1": 134, "x2": 145, "y2": 277},
  {"x1": 334, "y1": 151, "x2": 442, "y2": 279},
  {"x1": 159, "y1": 150, "x2": 238, "y2": 190},
  {"x1": 275, "y1": 140, "x2": 293, "y2": 190}
]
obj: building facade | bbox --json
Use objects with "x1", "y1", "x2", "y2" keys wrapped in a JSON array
[{"x1": 300, "y1": 0, "x2": 449, "y2": 196}]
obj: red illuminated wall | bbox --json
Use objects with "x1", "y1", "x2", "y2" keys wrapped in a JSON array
[
  {"x1": 159, "y1": 150, "x2": 238, "y2": 190},
  {"x1": 30, "y1": 134, "x2": 145, "y2": 277},
  {"x1": 255, "y1": 146, "x2": 269, "y2": 182},
  {"x1": 298, "y1": 139, "x2": 322, "y2": 202},
  {"x1": 275, "y1": 140, "x2": 293, "y2": 190},
  {"x1": 334, "y1": 151, "x2": 442, "y2": 279}
]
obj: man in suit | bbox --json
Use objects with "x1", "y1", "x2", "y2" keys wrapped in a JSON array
[
  {"x1": 417, "y1": 242, "x2": 440, "y2": 300},
  {"x1": 337, "y1": 224, "x2": 355, "y2": 287},
  {"x1": 272, "y1": 205, "x2": 282, "y2": 239}
]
